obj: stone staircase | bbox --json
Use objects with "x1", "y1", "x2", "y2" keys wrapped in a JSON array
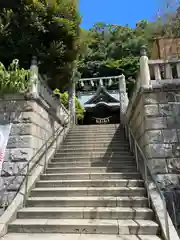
[{"x1": 6, "y1": 124, "x2": 161, "y2": 239}]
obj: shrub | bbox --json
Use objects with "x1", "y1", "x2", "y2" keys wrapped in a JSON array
[
  {"x1": 53, "y1": 88, "x2": 85, "y2": 121},
  {"x1": 0, "y1": 59, "x2": 30, "y2": 94}
]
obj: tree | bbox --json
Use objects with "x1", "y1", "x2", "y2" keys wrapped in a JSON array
[
  {"x1": 78, "y1": 22, "x2": 152, "y2": 95},
  {"x1": 153, "y1": 0, "x2": 180, "y2": 37},
  {"x1": 0, "y1": 0, "x2": 81, "y2": 90}
]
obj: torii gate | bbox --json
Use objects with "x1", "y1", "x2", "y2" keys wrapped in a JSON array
[{"x1": 69, "y1": 74, "x2": 129, "y2": 125}]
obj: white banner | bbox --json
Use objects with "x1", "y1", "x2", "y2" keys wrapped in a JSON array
[
  {"x1": 92, "y1": 116, "x2": 112, "y2": 124},
  {"x1": 0, "y1": 124, "x2": 12, "y2": 172}
]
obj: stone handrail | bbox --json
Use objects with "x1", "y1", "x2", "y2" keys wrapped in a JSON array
[
  {"x1": 38, "y1": 74, "x2": 59, "y2": 111},
  {"x1": 29, "y1": 56, "x2": 69, "y2": 118},
  {"x1": 126, "y1": 47, "x2": 180, "y2": 123},
  {"x1": 130, "y1": 47, "x2": 180, "y2": 99},
  {"x1": 149, "y1": 59, "x2": 180, "y2": 82},
  {"x1": 30, "y1": 57, "x2": 69, "y2": 124},
  {"x1": 30, "y1": 58, "x2": 59, "y2": 111}
]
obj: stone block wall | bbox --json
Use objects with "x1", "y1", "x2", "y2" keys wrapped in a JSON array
[
  {"x1": 143, "y1": 89, "x2": 180, "y2": 177},
  {"x1": 127, "y1": 93, "x2": 145, "y2": 149},
  {"x1": 127, "y1": 84, "x2": 180, "y2": 229},
  {"x1": 127, "y1": 85, "x2": 180, "y2": 183},
  {"x1": 0, "y1": 94, "x2": 69, "y2": 206}
]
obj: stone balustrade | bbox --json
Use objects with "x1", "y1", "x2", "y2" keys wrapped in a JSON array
[
  {"x1": 149, "y1": 59, "x2": 180, "y2": 86},
  {"x1": 132, "y1": 46, "x2": 180, "y2": 93},
  {"x1": 127, "y1": 48, "x2": 180, "y2": 119},
  {"x1": 38, "y1": 74, "x2": 60, "y2": 112}
]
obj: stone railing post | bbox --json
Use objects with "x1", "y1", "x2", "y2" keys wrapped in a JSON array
[
  {"x1": 69, "y1": 70, "x2": 77, "y2": 126},
  {"x1": 71, "y1": 79, "x2": 76, "y2": 125},
  {"x1": 140, "y1": 46, "x2": 151, "y2": 87},
  {"x1": 119, "y1": 74, "x2": 129, "y2": 122},
  {"x1": 30, "y1": 56, "x2": 39, "y2": 98}
]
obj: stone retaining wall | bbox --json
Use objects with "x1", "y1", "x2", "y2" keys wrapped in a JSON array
[
  {"x1": 127, "y1": 85, "x2": 180, "y2": 183},
  {"x1": 126, "y1": 84, "x2": 180, "y2": 230},
  {"x1": 0, "y1": 94, "x2": 69, "y2": 206}
]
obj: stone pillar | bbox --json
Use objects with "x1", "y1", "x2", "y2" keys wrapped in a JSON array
[
  {"x1": 140, "y1": 46, "x2": 151, "y2": 87},
  {"x1": 68, "y1": 80, "x2": 76, "y2": 125},
  {"x1": 119, "y1": 74, "x2": 129, "y2": 122},
  {"x1": 30, "y1": 56, "x2": 39, "y2": 98},
  {"x1": 71, "y1": 79, "x2": 76, "y2": 124},
  {"x1": 154, "y1": 64, "x2": 162, "y2": 80},
  {"x1": 68, "y1": 69, "x2": 81, "y2": 125},
  {"x1": 165, "y1": 63, "x2": 173, "y2": 79}
]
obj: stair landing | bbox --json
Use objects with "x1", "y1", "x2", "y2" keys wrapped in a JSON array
[{"x1": 2, "y1": 233, "x2": 162, "y2": 240}]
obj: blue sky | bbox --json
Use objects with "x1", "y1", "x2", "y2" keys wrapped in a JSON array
[{"x1": 80, "y1": 0, "x2": 161, "y2": 29}]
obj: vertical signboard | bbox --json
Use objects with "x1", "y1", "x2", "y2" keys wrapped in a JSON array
[{"x1": 0, "y1": 124, "x2": 12, "y2": 172}]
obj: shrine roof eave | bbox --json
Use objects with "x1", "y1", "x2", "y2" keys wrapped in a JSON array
[
  {"x1": 84, "y1": 102, "x2": 120, "y2": 109},
  {"x1": 84, "y1": 85, "x2": 119, "y2": 105}
]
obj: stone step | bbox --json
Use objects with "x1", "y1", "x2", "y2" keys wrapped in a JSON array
[
  {"x1": 66, "y1": 135, "x2": 125, "y2": 139},
  {"x1": 70, "y1": 127, "x2": 121, "y2": 132},
  {"x1": 69, "y1": 131, "x2": 122, "y2": 135},
  {"x1": 61, "y1": 142, "x2": 129, "y2": 147},
  {"x1": 52, "y1": 156, "x2": 135, "y2": 162},
  {"x1": 71, "y1": 128, "x2": 121, "y2": 131},
  {"x1": 17, "y1": 207, "x2": 153, "y2": 220},
  {"x1": 57, "y1": 148, "x2": 129, "y2": 152},
  {"x1": 70, "y1": 125, "x2": 121, "y2": 130},
  {"x1": 46, "y1": 167, "x2": 138, "y2": 174},
  {"x1": 65, "y1": 133, "x2": 125, "y2": 137},
  {"x1": 63, "y1": 139, "x2": 128, "y2": 144},
  {"x1": 72, "y1": 125, "x2": 119, "y2": 129},
  {"x1": 8, "y1": 219, "x2": 159, "y2": 235},
  {"x1": 30, "y1": 187, "x2": 146, "y2": 197},
  {"x1": 0, "y1": 233, "x2": 163, "y2": 240},
  {"x1": 40, "y1": 172, "x2": 141, "y2": 180},
  {"x1": 51, "y1": 158, "x2": 135, "y2": 164},
  {"x1": 68, "y1": 130, "x2": 122, "y2": 134},
  {"x1": 63, "y1": 141, "x2": 129, "y2": 146},
  {"x1": 73, "y1": 124, "x2": 120, "y2": 127},
  {"x1": 36, "y1": 179, "x2": 144, "y2": 188},
  {"x1": 84, "y1": 124, "x2": 120, "y2": 125},
  {"x1": 26, "y1": 196, "x2": 149, "y2": 208},
  {"x1": 55, "y1": 152, "x2": 133, "y2": 158},
  {"x1": 58, "y1": 146, "x2": 130, "y2": 152},
  {"x1": 48, "y1": 162, "x2": 136, "y2": 168},
  {"x1": 65, "y1": 136, "x2": 126, "y2": 141}
]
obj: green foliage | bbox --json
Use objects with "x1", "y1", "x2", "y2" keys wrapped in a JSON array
[
  {"x1": 155, "y1": 0, "x2": 180, "y2": 37},
  {"x1": 0, "y1": 0, "x2": 81, "y2": 90},
  {"x1": 0, "y1": 59, "x2": 30, "y2": 94},
  {"x1": 75, "y1": 96, "x2": 86, "y2": 122},
  {"x1": 53, "y1": 88, "x2": 85, "y2": 121},
  {"x1": 78, "y1": 22, "x2": 151, "y2": 95},
  {"x1": 161, "y1": 8, "x2": 180, "y2": 37},
  {"x1": 78, "y1": 14, "x2": 180, "y2": 94}
]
